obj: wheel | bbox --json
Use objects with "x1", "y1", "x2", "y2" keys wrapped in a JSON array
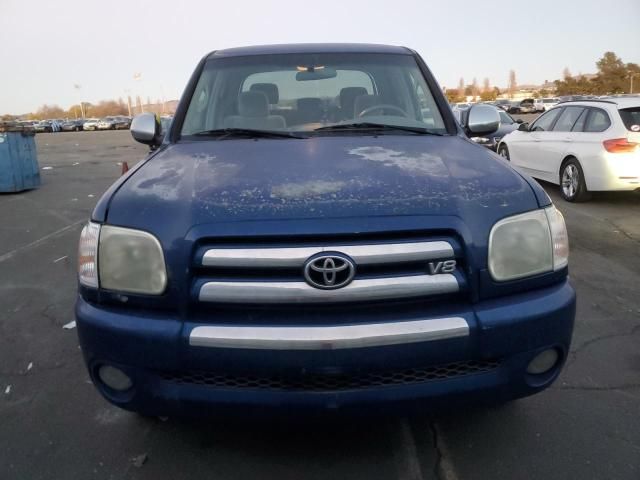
[
  {"x1": 498, "y1": 144, "x2": 510, "y2": 161},
  {"x1": 560, "y1": 159, "x2": 591, "y2": 202}
]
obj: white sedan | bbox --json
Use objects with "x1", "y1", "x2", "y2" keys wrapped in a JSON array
[{"x1": 497, "y1": 98, "x2": 640, "y2": 201}]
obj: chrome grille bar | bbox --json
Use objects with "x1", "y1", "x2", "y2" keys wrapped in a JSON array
[
  {"x1": 189, "y1": 316, "x2": 469, "y2": 350},
  {"x1": 198, "y1": 274, "x2": 459, "y2": 304},
  {"x1": 201, "y1": 241, "x2": 453, "y2": 268}
]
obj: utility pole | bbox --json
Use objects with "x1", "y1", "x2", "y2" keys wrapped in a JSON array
[{"x1": 630, "y1": 74, "x2": 635, "y2": 94}]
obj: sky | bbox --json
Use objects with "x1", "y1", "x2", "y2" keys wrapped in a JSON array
[{"x1": 1, "y1": 0, "x2": 638, "y2": 115}]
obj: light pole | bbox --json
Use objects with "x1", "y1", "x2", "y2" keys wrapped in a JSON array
[
  {"x1": 74, "y1": 84, "x2": 85, "y2": 118},
  {"x1": 124, "y1": 89, "x2": 133, "y2": 117},
  {"x1": 629, "y1": 74, "x2": 636, "y2": 94},
  {"x1": 133, "y1": 73, "x2": 143, "y2": 113}
]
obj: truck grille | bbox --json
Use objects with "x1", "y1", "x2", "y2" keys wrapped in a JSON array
[
  {"x1": 194, "y1": 237, "x2": 463, "y2": 305},
  {"x1": 158, "y1": 360, "x2": 499, "y2": 392}
]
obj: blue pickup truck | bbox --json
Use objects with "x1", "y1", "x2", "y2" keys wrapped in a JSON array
[{"x1": 76, "y1": 44, "x2": 575, "y2": 417}]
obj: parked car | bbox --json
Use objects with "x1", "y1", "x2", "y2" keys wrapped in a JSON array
[
  {"x1": 113, "y1": 116, "x2": 132, "y2": 130},
  {"x1": 33, "y1": 120, "x2": 52, "y2": 133},
  {"x1": 466, "y1": 107, "x2": 522, "y2": 151},
  {"x1": 494, "y1": 99, "x2": 511, "y2": 111},
  {"x1": 537, "y1": 97, "x2": 560, "y2": 112},
  {"x1": 97, "y1": 117, "x2": 117, "y2": 130},
  {"x1": 61, "y1": 119, "x2": 85, "y2": 132},
  {"x1": 76, "y1": 43, "x2": 575, "y2": 417},
  {"x1": 498, "y1": 98, "x2": 640, "y2": 201},
  {"x1": 97, "y1": 116, "x2": 131, "y2": 130},
  {"x1": 83, "y1": 118, "x2": 100, "y2": 131},
  {"x1": 508, "y1": 98, "x2": 536, "y2": 114}
]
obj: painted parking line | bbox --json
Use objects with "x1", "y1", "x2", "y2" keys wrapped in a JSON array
[{"x1": 0, "y1": 220, "x2": 85, "y2": 264}]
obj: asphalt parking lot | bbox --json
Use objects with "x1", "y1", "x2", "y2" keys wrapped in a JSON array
[{"x1": 1, "y1": 130, "x2": 639, "y2": 480}]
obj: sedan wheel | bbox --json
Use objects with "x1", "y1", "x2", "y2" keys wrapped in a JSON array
[{"x1": 560, "y1": 160, "x2": 591, "y2": 202}]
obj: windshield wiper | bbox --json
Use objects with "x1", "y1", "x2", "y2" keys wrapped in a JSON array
[
  {"x1": 314, "y1": 122, "x2": 443, "y2": 135},
  {"x1": 191, "y1": 128, "x2": 306, "y2": 140}
]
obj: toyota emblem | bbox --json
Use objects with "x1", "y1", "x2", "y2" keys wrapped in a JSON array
[{"x1": 303, "y1": 254, "x2": 356, "y2": 290}]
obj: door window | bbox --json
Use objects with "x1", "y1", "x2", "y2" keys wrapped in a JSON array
[
  {"x1": 571, "y1": 109, "x2": 589, "y2": 132},
  {"x1": 530, "y1": 108, "x2": 562, "y2": 131},
  {"x1": 553, "y1": 107, "x2": 585, "y2": 132}
]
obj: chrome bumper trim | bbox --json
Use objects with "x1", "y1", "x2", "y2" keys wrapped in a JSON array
[
  {"x1": 201, "y1": 241, "x2": 453, "y2": 268},
  {"x1": 198, "y1": 274, "x2": 459, "y2": 304},
  {"x1": 189, "y1": 317, "x2": 469, "y2": 350}
]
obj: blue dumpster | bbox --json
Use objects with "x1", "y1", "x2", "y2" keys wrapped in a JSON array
[{"x1": 0, "y1": 122, "x2": 40, "y2": 192}]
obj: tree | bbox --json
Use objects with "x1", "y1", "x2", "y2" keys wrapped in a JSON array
[
  {"x1": 35, "y1": 104, "x2": 66, "y2": 119},
  {"x1": 628, "y1": 62, "x2": 640, "y2": 94},
  {"x1": 471, "y1": 78, "x2": 479, "y2": 101},
  {"x1": 482, "y1": 77, "x2": 490, "y2": 93},
  {"x1": 589, "y1": 52, "x2": 629, "y2": 93},
  {"x1": 508, "y1": 70, "x2": 517, "y2": 99}
]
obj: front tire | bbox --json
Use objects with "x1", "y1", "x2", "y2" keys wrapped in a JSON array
[
  {"x1": 560, "y1": 159, "x2": 591, "y2": 202},
  {"x1": 498, "y1": 144, "x2": 510, "y2": 161}
]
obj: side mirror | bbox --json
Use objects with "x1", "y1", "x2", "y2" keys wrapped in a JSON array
[
  {"x1": 130, "y1": 113, "x2": 161, "y2": 148},
  {"x1": 466, "y1": 104, "x2": 500, "y2": 134},
  {"x1": 518, "y1": 122, "x2": 529, "y2": 132}
]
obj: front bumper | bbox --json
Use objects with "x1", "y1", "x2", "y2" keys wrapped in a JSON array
[{"x1": 76, "y1": 280, "x2": 575, "y2": 416}]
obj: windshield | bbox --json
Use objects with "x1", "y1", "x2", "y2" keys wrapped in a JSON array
[{"x1": 180, "y1": 53, "x2": 446, "y2": 137}]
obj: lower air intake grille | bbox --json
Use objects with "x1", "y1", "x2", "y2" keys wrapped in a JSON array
[{"x1": 158, "y1": 360, "x2": 499, "y2": 392}]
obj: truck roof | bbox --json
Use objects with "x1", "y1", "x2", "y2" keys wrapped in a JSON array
[{"x1": 208, "y1": 43, "x2": 412, "y2": 58}]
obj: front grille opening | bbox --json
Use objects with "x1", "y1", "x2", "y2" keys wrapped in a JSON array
[{"x1": 157, "y1": 360, "x2": 499, "y2": 392}]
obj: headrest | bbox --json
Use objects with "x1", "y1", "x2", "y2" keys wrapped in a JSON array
[
  {"x1": 340, "y1": 87, "x2": 368, "y2": 109},
  {"x1": 250, "y1": 83, "x2": 279, "y2": 104},
  {"x1": 238, "y1": 91, "x2": 269, "y2": 117},
  {"x1": 354, "y1": 94, "x2": 382, "y2": 116}
]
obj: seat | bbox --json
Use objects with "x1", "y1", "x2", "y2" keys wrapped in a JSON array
[
  {"x1": 295, "y1": 98, "x2": 324, "y2": 125},
  {"x1": 250, "y1": 83, "x2": 279, "y2": 105},
  {"x1": 224, "y1": 91, "x2": 286, "y2": 130},
  {"x1": 339, "y1": 87, "x2": 367, "y2": 120}
]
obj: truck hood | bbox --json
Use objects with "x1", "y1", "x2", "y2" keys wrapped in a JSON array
[{"x1": 105, "y1": 135, "x2": 539, "y2": 242}]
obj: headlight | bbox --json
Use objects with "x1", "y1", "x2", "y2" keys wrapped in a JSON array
[
  {"x1": 488, "y1": 206, "x2": 568, "y2": 282},
  {"x1": 77, "y1": 222, "x2": 167, "y2": 295}
]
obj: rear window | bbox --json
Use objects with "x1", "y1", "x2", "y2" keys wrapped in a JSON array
[{"x1": 619, "y1": 107, "x2": 640, "y2": 132}]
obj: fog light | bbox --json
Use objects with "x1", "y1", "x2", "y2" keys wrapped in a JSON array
[
  {"x1": 526, "y1": 349, "x2": 559, "y2": 375},
  {"x1": 98, "y1": 365, "x2": 133, "y2": 391}
]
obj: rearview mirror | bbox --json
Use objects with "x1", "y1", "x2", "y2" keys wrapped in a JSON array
[
  {"x1": 518, "y1": 122, "x2": 530, "y2": 132},
  {"x1": 295, "y1": 67, "x2": 337, "y2": 81},
  {"x1": 131, "y1": 113, "x2": 161, "y2": 148},
  {"x1": 467, "y1": 104, "x2": 500, "y2": 134}
]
